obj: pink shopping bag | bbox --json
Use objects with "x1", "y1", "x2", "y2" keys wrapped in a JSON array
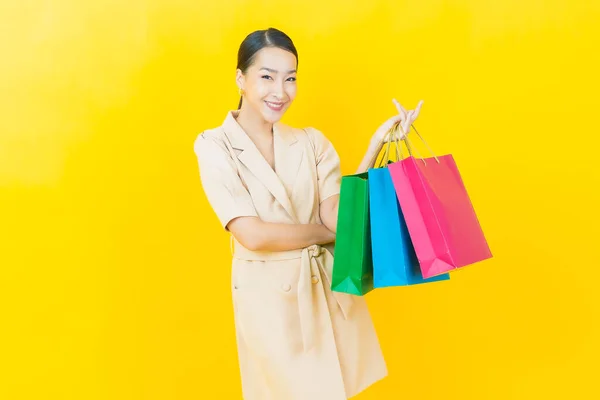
[{"x1": 387, "y1": 126, "x2": 492, "y2": 279}]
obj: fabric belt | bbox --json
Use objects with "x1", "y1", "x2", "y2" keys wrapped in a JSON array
[{"x1": 232, "y1": 241, "x2": 353, "y2": 353}]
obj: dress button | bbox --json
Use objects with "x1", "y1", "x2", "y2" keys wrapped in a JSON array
[
  {"x1": 282, "y1": 284, "x2": 291, "y2": 292},
  {"x1": 311, "y1": 275, "x2": 319, "y2": 284}
]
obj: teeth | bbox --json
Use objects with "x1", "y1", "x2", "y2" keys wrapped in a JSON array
[{"x1": 267, "y1": 102, "x2": 283, "y2": 107}]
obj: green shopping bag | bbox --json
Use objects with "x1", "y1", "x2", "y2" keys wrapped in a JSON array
[{"x1": 331, "y1": 172, "x2": 374, "y2": 296}]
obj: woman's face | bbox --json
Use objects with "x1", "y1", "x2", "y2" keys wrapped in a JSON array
[{"x1": 237, "y1": 47, "x2": 298, "y2": 124}]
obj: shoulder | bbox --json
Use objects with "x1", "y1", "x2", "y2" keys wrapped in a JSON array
[
  {"x1": 278, "y1": 122, "x2": 333, "y2": 152},
  {"x1": 303, "y1": 126, "x2": 337, "y2": 156},
  {"x1": 192, "y1": 127, "x2": 238, "y2": 173},
  {"x1": 193, "y1": 126, "x2": 229, "y2": 156}
]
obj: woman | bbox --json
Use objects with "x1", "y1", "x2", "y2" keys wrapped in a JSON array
[{"x1": 194, "y1": 27, "x2": 422, "y2": 400}]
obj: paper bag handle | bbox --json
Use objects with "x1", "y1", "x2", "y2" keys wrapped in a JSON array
[
  {"x1": 368, "y1": 125, "x2": 402, "y2": 169},
  {"x1": 397, "y1": 123, "x2": 440, "y2": 165}
]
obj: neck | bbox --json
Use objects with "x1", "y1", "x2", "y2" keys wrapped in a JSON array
[{"x1": 235, "y1": 106, "x2": 274, "y2": 139}]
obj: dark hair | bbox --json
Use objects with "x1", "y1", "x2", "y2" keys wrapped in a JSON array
[{"x1": 236, "y1": 28, "x2": 298, "y2": 109}]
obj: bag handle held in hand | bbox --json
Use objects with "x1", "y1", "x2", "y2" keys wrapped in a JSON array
[
  {"x1": 367, "y1": 126, "x2": 398, "y2": 169},
  {"x1": 373, "y1": 127, "x2": 402, "y2": 168},
  {"x1": 368, "y1": 120, "x2": 440, "y2": 169},
  {"x1": 396, "y1": 123, "x2": 440, "y2": 166}
]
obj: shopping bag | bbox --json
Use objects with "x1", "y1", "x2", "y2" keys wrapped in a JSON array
[
  {"x1": 331, "y1": 172, "x2": 374, "y2": 296},
  {"x1": 369, "y1": 128, "x2": 449, "y2": 287},
  {"x1": 387, "y1": 126, "x2": 493, "y2": 279},
  {"x1": 369, "y1": 166, "x2": 450, "y2": 287}
]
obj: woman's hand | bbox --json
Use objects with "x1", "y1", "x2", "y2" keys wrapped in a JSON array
[
  {"x1": 356, "y1": 99, "x2": 424, "y2": 174},
  {"x1": 370, "y1": 99, "x2": 424, "y2": 146}
]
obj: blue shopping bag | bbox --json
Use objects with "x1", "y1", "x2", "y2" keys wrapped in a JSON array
[{"x1": 368, "y1": 164, "x2": 450, "y2": 287}]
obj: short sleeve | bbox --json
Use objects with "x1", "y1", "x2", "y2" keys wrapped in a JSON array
[
  {"x1": 305, "y1": 127, "x2": 342, "y2": 204},
  {"x1": 193, "y1": 133, "x2": 258, "y2": 230}
]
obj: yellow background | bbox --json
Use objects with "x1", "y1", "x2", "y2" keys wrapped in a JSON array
[{"x1": 1, "y1": 1, "x2": 599, "y2": 399}]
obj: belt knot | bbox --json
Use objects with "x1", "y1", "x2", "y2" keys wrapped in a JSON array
[{"x1": 307, "y1": 244, "x2": 323, "y2": 258}]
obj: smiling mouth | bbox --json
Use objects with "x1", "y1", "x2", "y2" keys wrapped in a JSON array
[{"x1": 265, "y1": 101, "x2": 285, "y2": 110}]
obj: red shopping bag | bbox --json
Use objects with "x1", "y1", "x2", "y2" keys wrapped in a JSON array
[{"x1": 387, "y1": 126, "x2": 492, "y2": 279}]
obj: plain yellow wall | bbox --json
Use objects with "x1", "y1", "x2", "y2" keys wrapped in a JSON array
[{"x1": 1, "y1": 1, "x2": 599, "y2": 399}]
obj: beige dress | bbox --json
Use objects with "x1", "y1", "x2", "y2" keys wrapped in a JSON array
[{"x1": 193, "y1": 110, "x2": 387, "y2": 400}]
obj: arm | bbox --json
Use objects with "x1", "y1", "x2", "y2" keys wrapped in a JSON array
[
  {"x1": 227, "y1": 216, "x2": 335, "y2": 252},
  {"x1": 195, "y1": 133, "x2": 335, "y2": 253},
  {"x1": 319, "y1": 195, "x2": 339, "y2": 233},
  {"x1": 318, "y1": 99, "x2": 423, "y2": 232},
  {"x1": 196, "y1": 133, "x2": 335, "y2": 253},
  {"x1": 355, "y1": 137, "x2": 386, "y2": 174},
  {"x1": 356, "y1": 98, "x2": 424, "y2": 173}
]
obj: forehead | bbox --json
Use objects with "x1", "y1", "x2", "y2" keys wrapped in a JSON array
[{"x1": 251, "y1": 47, "x2": 297, "y2": 71}]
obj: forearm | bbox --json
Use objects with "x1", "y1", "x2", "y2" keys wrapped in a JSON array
[
  {"x1": 355, "y1": 138, "x2": 384, "y2": 174},
  {"x1": 246, "y1": 220, "x2": 335, "y2": 252}
]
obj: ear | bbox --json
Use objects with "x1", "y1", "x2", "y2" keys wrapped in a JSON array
[{"x1": 235, "y1": 69, "x2": 245, "y2": 91}]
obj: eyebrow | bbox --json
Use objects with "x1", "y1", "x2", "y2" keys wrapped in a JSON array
[{"x1": 260, "y1": 67, "x2": 297, "y2": 74}]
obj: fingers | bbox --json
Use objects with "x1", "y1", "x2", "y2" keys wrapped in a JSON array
[
  {"x1": 405, "y1": 99, "x2": 425, "y2": 128},
  {"x1": 400, "y1": 123, "x2": 409, "y2": 138},
  {"x1": 387, "y1": 128, "x2": 401, "y2": 142},
  {"x1": 384, "y1": 114, "x2": 402, "y2": 131},
  {"x1": 401, "y1": 110, "x2": 412, "y2": 136},
  {"x1": 392, "y1": 99, "x2": 407, "y2": 120},
  {"x1": 390, "y1": 98, "x2": 424, "y2": 140},
  {"x1": 396, "y1": 121, "x2": 407, "y2": 139},
  {"x1": 412, "y1": 100, "x2": 423, "y2": 120},
  {"x1": 407, "y1": 101, "x2": 423, "y2": 134},
  {"x1": 393, "y1": 98, "x2": 423, "y2": 122},
  {"x1": 392, "y1": 98, "x2": 407, "y2": 113},
  {"x1": 404, "y1": 110, "x2": 413, "y2": 124}
]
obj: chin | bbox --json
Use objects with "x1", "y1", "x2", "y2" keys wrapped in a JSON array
[
  {"x1": 262, "y1": 113, "x2": 284, "y2": 124},
  {"x1": 260, "y1": 105, "x2": 290, "y2": 123}
]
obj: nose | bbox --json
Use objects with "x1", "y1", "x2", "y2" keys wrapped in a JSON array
[{"x1": 273, "y1": 80, "x2": 285, "y2": 99}]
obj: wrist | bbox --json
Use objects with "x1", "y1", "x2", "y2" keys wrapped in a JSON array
[{"x1": 314, "y1": 224, "x2": 335, "y2": 245}]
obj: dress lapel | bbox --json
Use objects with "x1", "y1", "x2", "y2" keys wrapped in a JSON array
[
  {"x1": 273, "y1": 122, "x2": 305, "y2": 200},
  {"x1": 222, "y1": 111, "x2": 298, "y2": 223}
]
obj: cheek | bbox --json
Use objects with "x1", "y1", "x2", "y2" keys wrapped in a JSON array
[
  {"x1": 250, "y1": 82, "x2": 271, "y2": 101},
  {"x1": 286, "y1": 85, "x2": 298, "y2": 100},
  {"x1": 245, "y1": 80, "x2": 263, "y2": 95}
]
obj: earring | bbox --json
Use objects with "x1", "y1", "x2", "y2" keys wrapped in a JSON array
[{"x1": 239, "y1": 88, "x2": 245, "y2": 96}]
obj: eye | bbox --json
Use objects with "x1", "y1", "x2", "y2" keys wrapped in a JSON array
[
  {"x1": 261, "y1": 75, "x2": 273, "y2": 80},
  {"x1": 286, "y1": 77, "x2": 297, "y2": 82}
]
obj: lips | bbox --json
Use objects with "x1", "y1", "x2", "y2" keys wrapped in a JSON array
[{"x1": 265, "y1": 101, "x2": 285, "y2": 111}]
